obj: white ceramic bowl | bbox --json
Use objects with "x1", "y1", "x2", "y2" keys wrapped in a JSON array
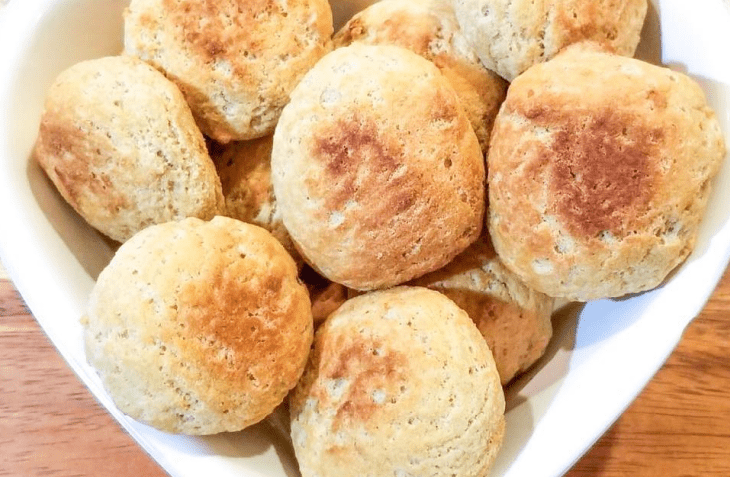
[{"x1": 0, "y1": 1, "x2": 728, "y2": 476}]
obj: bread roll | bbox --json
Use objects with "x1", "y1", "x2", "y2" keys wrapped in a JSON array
[
  {"x1": 272, "y1": 44, "x2": 485, "y2": 290},
  {"x1": 34, "y1": 55, "x2": 223, "y2": 243},
  {"x1": 124, "y1": 0, "x2": 334, "y2": 142},
  {"x1": 452, "y1": 0, "x2": 647, "y2": 80},
  {"x1": 290, "y1": 286, "x2": 505, "y2": 477},
  {"x1": 488, "y1": 44, "x2": 726, "y2": 300},
  {"x1": 83, "y1": 216, "x2": 313, "y2": 434},
  {"x1": 411, "y1": 235, "x2": 553, "y2": 385},
  {"x1": 210, "y1": 135, "x2": 299, "y2": 260},
  {"x1": 333, "y1": 0, "x2": 507, "y2": 154}
]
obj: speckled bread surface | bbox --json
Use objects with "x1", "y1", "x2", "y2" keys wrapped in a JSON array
[
  {"x1": 124, "y1": 0, "x2": 334, "y2": 143},
  {"x1": 271, "y1": 44, "x2": 485, "y2": 290},
  {"x1": 83, "y1": 216, "x2": 313, "y2": 435},
  {"x1": 487, "y1": 45, "x2": 726, "y2": 301},
  {"x1": 209, "y1": 135, "x2": 299, "y2": 260},
  {"x1": 451, "y1": 0, "x2": 647, "y2": 80},
  {"x1": 290, "y1": 286, "x2": 505, "y2": 477},
  {"x1": 333, "y1": 0, "x2": 507, "y2": 154},
  {"x1": 33, "y1": 55, "x2": 224, "y2": 243},
  {"x1": 411, "y1": 235, "x2": 553, "y2": 385}
]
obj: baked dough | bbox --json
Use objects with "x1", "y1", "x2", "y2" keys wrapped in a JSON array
[
  {"x1": 411, "y1": 235, "x2": 553, "y2": 385},
  {"x1": 83, "y1": 216, "x2": 313, "y2": 434},
  {"x1": 210, "y1": 135, "x2": 298, "y2": 260},
  {"x1": 290, "y1": 286, "x2": 505, "y2": 477},
  {"x1": 452, "y1": 0, "x2": 647, "y2": 80},
  {"x1": 333, "y1": 0, "x2": 507, "y2": 154},
  {"x1": 34, "y1": 55, "x2": 223, "y2": 243},
  {"x1": 124, "y1": 0, "x2": 334, "y2": 142},
  {"x1": 272, "y1": 44, "x2": 485, "y2": 290},
  {"x1": 488, "y1": 44, "x2": 726, "y2": 300}
]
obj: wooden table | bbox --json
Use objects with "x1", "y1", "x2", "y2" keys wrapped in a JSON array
[{"x1": 1, "y1": 260, "x2": 729, "y2": 477}]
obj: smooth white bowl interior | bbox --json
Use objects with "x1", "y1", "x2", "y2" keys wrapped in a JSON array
[{"x1": 0, "y1": 1, "x2": 728, "y2": 476}]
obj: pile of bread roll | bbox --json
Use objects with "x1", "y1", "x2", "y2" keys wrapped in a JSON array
[{"x1": 32, "y1": 0, "x2": 725, "y2": 475}]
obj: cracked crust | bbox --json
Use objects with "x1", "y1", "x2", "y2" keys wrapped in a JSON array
[
  {"x1": 451, "y1": 0, "x2": 648, "y2": 80},
  {"x1": 290, "y1": 286, "x2": 505, "y2": 477},
  {"x1": 487, "y1": 45, "x2": 726, "y2": 300},
  {"x1": 271, "y1": 44, "x2": 485, "y2": 290},
  {"x1": 83, "y1": 217, "x2": 313, "y2": 434}
]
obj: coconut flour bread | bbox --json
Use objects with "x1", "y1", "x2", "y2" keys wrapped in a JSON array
[
  {"x1": 82, "y1": 216, "x2": 313, "y2": 434},
  {"x1": 411, "y1": 235, "x2": 554, "y2": 385},
  {"x1": 209, "y1": 135, "x2": 299, "y2": 260},
  {"x1": 299, "y1": 265, "x2": 349, "y2": 326},
  {"x1": 271, "y1": 44, "x2": 485, "y2": 290},
  {"x1": 33, "y1": 55, "x2": 224, "y2": 243},
  {"x1": 290, "y1": 286, "x2": 505, "y2": 477},
  {"x1": 124, "y1": 0, "x2": 334, "y2": 142},
  {"x1": 451, "y1": 0, "x2": 648, "y2": 80},
  {"x1": 487, "y1": 44, "x2": 726, "y2": 301},
  {"x1": 333, "y1": 0, "x2": 507, "y2": 154}
]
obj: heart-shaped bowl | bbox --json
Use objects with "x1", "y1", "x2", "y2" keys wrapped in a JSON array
[{"x1": 0, "y1": 1, "x2": 728, "y2": 476}]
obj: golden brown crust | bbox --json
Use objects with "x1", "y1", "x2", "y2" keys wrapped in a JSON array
[
  {"x1": 159, "y1": 0, "x2": 279, "y2": 68},
  {"x1": 524, "y1": 106, "x2": 662, "y2": 239},
  {"x1": 124, "y1": 0, "x2": 334, "y2": 142},
  {"x1": 318, "y1": 337, "x2": 409, "y2": 430},
  {"x1": 300, "y1": 265, "x2": 349, "y2": 326},
  {"x1": 209, "y1": 135, "x2": 300, "y2": 260},
  {"x1": 411, "y1": 235, "x2": 554, "y2": 384},
  {"x1": 35, "y1": 120, "x2": 129, "y2": 215},
  {"x1": 310, "y1": 113, "x2": 421, "y2": 217},
  {"x1": 83, "y1": 217, "x2": 313, "y2": 434},
  {"x1": 332, "y1": 0, "x2": 507, "y2": 153},
  {"x1": 487, "y1": 45, "x2": 726, "y2": 300},
  {"x1": 290, "y1": 287, "x2": 505, "y2": 477},
  {"x1": 309, "y1": 281, "x2": 348, "y2": 326},
  {"x1": 33, "y1": 55, "x2": 224, "y2": 243},
  {"x1": 272, "y1": 44, "x2": 485, "y2": 290}
]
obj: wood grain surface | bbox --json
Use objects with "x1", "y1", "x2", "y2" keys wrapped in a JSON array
[{"x1": 1, "y1": 261, "x2": 729, "y2": 477}]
